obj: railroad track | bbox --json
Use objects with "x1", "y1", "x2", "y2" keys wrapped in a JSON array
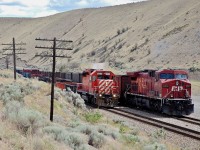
[
  {"x1": 103, "y1": 107, "x2": 200, "y2": 141},
  {"x1": 174, "y1": 116, "x2": 200, "y2": 126}
]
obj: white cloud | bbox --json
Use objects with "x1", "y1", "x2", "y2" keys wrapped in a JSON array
[
  {"x1": 0, "y1": 0, "x2": 146, "y2": 17},
  {"x1": 0, "y1": 0, "x2": 50, "y2": 7},
  {"x1": 76, "y1": 0, "x2": 89, "y2": 6},
  {"x1": 0, "y1": 0, "x2": 58, "y2": 17},
  {"x1": 0, "y1": 5, "x2": 28, "y2": 17},
  {"x1": 101, "y1": 0, "x2": 145, "y2": 5}
]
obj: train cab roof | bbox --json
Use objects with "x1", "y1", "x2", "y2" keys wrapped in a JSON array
[
  {"x1": 82, "y1": 69, "x2": 114, "y2": 76},
  {"x1": 127, "y1": 69, "x2": 157, "y2": 77},
  {"x1": 156, "y1": 69, "x2": 188, "y2": 75}
]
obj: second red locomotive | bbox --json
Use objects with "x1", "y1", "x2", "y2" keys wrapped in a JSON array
[{"x1": 123, "y1": 69, "x2": 194, "y2": 115}]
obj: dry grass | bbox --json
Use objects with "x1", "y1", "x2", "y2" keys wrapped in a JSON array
[{"x1": 0, "y1": 70, "x2": 184, "y2": 149}]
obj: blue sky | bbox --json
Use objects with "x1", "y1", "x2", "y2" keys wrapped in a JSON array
[{"x1": 0, "y1": 0, "x2": 146, "y2": 18}]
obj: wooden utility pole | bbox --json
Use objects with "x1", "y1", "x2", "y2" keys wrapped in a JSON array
[
  {"x1": 35, "y1": 37, "x2": 73, "y2": 122},
  {"x1": 6, "y1": 56, "x2": 9, "y2": 69},
  {"x1": 2, "y1": 38, "x2": 26, "y2": 80}
]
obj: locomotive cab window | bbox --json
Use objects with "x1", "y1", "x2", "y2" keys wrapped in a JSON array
[
  {"x1": 160, "y1": 73, "x2": 174, "y2": 79},
  {"x1": 97, "y1": 72, "x2": 110, "y2": 80},
  {"x1": 175, "y1": 74, "x2": 187, "y2": 79},
  {"x1": 97, "y1": 75, "x2": 110, "y2": 79},
  {"x1": 89, "y1": 76, "x2": 97, "y2": 81}
]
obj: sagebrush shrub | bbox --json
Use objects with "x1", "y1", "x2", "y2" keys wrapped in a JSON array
[
  {"x1": 64, "y1": 133, "x2": 83, "y2": 149},
  {"x1": 123, "y1": 134, "x2": 140, "y2": 145},
  {"x1": 75, "y1": 124, "x2": 94, "y2": 135},
  {"x1": 16, "y1": 108, "x2": 44, "y2": 134},
  {"x1": 43, "y1": 126, "x2": 84, "y2": 149},
  {"x1": 33, "y1": 137, "x2": 46, "y2": 150},
  {"x1": 43, "y1": 126, "x2": 66, "y2": 141},
  {"x1": 58, "y1": 89, "x2": 86, "y2": 109},
  {"x1": 0, "y1": 73, "x2": 11, "y2": 78},
  {"x1": 88, "y1": 131, "x2": 105, "y2": 148},
  {"x1": 0, "y1": 81, "x2": 35, "y2": 104},
  {"x1": 97, "y1": 125, "x2": 119, "y2": 139},
  {"x1": 68, "y1": 119, "x2": 80, "y2": 128},
  {"x1": 144, "y1": 142, "x2": 167, "y2": 150},
  {"x1": 2, "y1": 101, "x2": 22, "y2": 121},
  {"x1": 3, "y1": 101, "x2": 44, "y2": 134}
]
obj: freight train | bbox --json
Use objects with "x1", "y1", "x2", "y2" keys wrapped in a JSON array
[{"x1": 16, "y1": 68, "x2": 194, "y2": 116}]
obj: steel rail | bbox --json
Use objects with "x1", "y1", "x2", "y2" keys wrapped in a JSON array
[
  {"x1": 174, "y1": 116, "x2": 200, "y2": 126},
  {"x1": 103, "y1": 108, "x2": 200, "y2": 141}
]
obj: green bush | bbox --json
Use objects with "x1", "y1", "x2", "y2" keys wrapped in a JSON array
[
  {"x1": 123, "y1": 134, "x2": 140, "y2": 145},
  {"x1": 119, "y1": 124, "x2": 130, "y2": 134},
  {"x1": 152, "y1": 129, "x2": 166, "y2": 140},
  {"x1": 88, "y1": 131, "x2": 105, "y2": 148},
  {"x1": 84, "y1": 112, "x2": 102, "y2": 123}
]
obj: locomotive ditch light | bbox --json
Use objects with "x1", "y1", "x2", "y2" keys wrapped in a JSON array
[
  {"x1": 99, "y1": 94, "x2": 102, "y2": 97},
  {"x1": 113, "y1": 94, "x2": 117, "y2": 98}
]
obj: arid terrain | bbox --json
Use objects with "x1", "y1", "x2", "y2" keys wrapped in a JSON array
[{"x1": 0, "y1": 0, "x2": 200, "y2": 73}]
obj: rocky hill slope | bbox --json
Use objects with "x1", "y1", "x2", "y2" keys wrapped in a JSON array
[{"x1": 0, "y1": 0, "x2": 200, "y2": 73}]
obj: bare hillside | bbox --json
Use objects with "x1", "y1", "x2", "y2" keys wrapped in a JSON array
[{"x1": 0, "y1": 0, "x2": 200, "y2": 73}]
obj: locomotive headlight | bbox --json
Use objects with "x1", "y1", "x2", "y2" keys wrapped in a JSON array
[{"x1": 176, "y1": 81, "x2": 179, "y2": 86}]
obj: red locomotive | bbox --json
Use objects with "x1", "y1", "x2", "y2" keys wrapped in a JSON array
[
  {"x1": 123, "y1": 69, "x2": 194, "y2": 115},
  {"x1": 54, "y1": 69, "x2": 120, "y2": 107},
  {"x1": 76, "y1": 69, "x2": 120, "y2": 107}
]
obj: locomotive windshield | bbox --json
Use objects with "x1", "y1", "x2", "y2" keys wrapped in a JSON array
[
  {"x1": 175, "y1": 74, "x2": 187, "y2": 79},
  {"x1": 160, "y1": 73, "x2": 174, "y2": 79},
  {"x1": 97, "y1": 75, "x2": 110, "y2": 79},
  {"x1": 97, "y1": 72, "x2": 111, "y2": 80},
  {"x1": 160, "y1": 73, "x2": 187, "y2": 79}
]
